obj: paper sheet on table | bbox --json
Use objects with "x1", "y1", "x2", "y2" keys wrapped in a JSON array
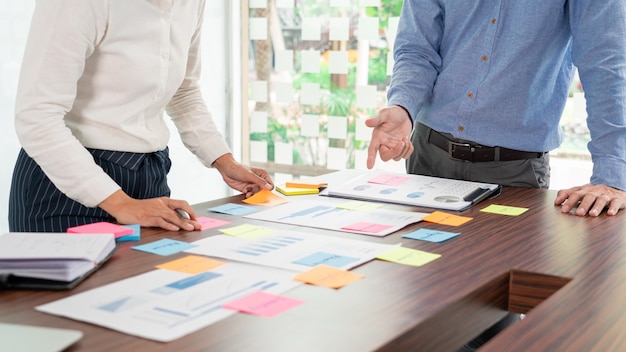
[
  {"x1": 36, "y1": 262, "x2": 301, "y2": 342},
  {"x1": 185, "y1": 230, "x2": 399, "y2": 272},
  {"x1": 244, "y1": 199, "x2": 427, "y2": 237}
]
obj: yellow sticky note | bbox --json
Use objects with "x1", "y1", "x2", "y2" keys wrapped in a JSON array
[
  {"x1": 376, "y1": 247, "x2": 441, "y2": 267},
  {"x1": 336, "y1": 200, "x2": 383, "y2": 211},
  {"x1": 243, "y1": 189, "x2": 289, "y2": 206},
  {"x1": 294, "y1": 265, "x2": 364, "y2": 289},
  {"x1": 422, "y1": 211, "x2": 473, "y2": 226},
  {"x1": 156, "y1": 255, "x2": 225, "y2": 274},
  {"x1": 276, "y1": 185, "x2": 319, "y2": 196},
  {"x1": 480, "y1": 204, "x2": 529, "y2": 216},
  {"x1": 219, "y1": 224, "x2": 275, "y2": 239}
]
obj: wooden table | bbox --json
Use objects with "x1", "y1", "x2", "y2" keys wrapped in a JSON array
[{"x1": 2, "y1": 178, "x2": 626, "y2": 351}]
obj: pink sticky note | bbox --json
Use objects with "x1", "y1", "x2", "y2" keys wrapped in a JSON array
[
  {"x1": 67, "y1": 221, "x2": 134, "y2": 238},
  {"x1": 341, "y1": 222, "x2": 393, "y2": 234},
  {"x1": 223, "y1": 291, "x2": 303, "y2": 317},
  {"x1": 196, "y1": 216, "x2": 231, "y2": 230},
  {"x1": 368, "y1": 174, "x2": 410, "y2": 186}
]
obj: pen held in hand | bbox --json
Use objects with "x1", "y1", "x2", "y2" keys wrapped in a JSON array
[{"x1": 175, "y1": 208, "x2": 191, "y2": 220}]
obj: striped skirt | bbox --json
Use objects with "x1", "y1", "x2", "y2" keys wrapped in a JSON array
[{"x1": 8, "y1": 147, "x2": 171, "y2": 232}]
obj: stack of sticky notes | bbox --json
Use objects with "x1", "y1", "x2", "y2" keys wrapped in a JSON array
[
  {"x1": 276, "y1": 181, "x2": 327, "y2": 196},
  {"x1": 67, "y1": 222, "x2": 140, "y2": 241}
]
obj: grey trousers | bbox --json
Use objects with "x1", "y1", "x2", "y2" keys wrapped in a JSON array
[{"x1": 407, "y1": 123, "x2": 550, "y2": 189}]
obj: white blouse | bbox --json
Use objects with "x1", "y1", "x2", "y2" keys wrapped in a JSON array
[{"x1": 14, "y1": 0, "x2": 231, "y2": 207}]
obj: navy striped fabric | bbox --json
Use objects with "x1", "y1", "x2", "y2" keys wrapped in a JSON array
[{"x1": 8, "y1": 148, "x2": 171, "y2": 232}]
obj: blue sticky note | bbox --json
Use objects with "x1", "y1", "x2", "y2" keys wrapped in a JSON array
[
  {"x1": 117, "y1": 224, "x2": 141, "y2": 242},
  {"x1": 132, "y1": 238, "x2": 197, "y2": 256},
  {"x1": 293, "y1": 252, "x2": 359, "y2": 268},
  {"x1": 208, "y1": 203, "x2": 258, "y2": 216},
  {"x1": 402, "y1": 228, "x2": 460, "y2": 243}
]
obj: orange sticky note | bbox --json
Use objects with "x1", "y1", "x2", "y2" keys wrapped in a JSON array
[
  {"x1": 156, "y1": 255, "x2": 226, "y2": 274},
  {"x1": 243, "y1": 189, "x2": 289, "y2": 206},
  {"x1": 422, "y1": 211, "x2": 473, "y2": 226},
  {"x1": 285, "y1": 181, "x2": 328, "y2": 189},
  {"x1": 294, "y1": 265, "x2": 364, "y2": 289}
]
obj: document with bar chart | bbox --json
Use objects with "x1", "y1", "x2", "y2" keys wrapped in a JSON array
[{"x1": 185, "y1": 230, "x2": 399, "y2": 272}]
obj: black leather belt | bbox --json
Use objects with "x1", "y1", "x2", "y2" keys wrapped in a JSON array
[{"x1": 427, "y1": 128, "x2": 544, "y2": 162}]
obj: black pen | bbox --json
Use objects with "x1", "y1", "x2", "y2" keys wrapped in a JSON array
[{"x1": 463, "y1": 186, "x2": 494, "y2": 204}]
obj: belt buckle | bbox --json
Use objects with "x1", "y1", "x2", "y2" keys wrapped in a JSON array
[{"x1": 448, "y1": 141, "x2": 473, "y2": 162}]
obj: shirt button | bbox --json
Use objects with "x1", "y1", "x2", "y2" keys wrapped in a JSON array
[
  {"x1": 162, "y1": 52, "x2": 169, "y2": 59},
  {"x1": 481, "y1": 55, "x2": 488, "y2": 62},
  {"x1": 491, "y1": 18, "x2": 497, "y2": 24},
  {"x1": 458, "y1": 126, "x2": 465, "y2": 132},
  {"x1": 467, "y1": 92, "x2": 473, "y2": 99}
]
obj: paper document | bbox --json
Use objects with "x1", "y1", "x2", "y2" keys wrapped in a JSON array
[
  {"x1": 36, "y1": 262, "x2": 301, "y2": 342},
  {"x1": 326, "y1": 170, "x2": 500, "y2": 211},
  {"x1": 244, "y1": 199, "x2": 427, "y2": 237},
  {"x1": 186, "y1": 231, "x2": 399, "y2": 272}
]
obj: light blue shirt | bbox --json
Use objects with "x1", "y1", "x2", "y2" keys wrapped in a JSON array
[{"x1": 388, "y1": 0, "x2": 626, "y2": 190}]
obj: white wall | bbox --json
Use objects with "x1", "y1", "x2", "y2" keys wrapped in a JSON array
[{"x1": 0, "y1": 1, "x2": 233, "y2": 233}]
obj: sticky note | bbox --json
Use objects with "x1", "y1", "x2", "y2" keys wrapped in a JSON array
[
  {"x1": 480, "y1": 204, "x2": 529, "y2": 216},
  {"x1": 336, "y1": 201, "x2": 383, "y2": 211},
  {"x1": 368, "y1": 173, "x2": 410, "y2": 186},
  {"x1": 358, "y1": 16, "x2": 379, "y2": 40},
  {"x1": 195, "y1": 216, "x2": 231, "y2": 230},
  {"x1": 250, "y1": 140, "x2": 268, "y2": 163},
  {"x1": 294, "y1": 265, "x2": 364, "y2": 288},
  {"x1": 276, "y1": 185, "x2": 319, "y2": 196},
  {"x1": 242, "y1": 189, "x2": 289, "y2": 206},
  {"x1": 132, "y1": 238, "x2": 197, "y2": 256},
  {"x1": 329, "y1": 17, "x2": 350, "y2": 40},
  {"x1": 275, "y1": 50, "x2": 294, "y2": 72},
  {"x1": 208, "y1": 203, "x2": 258, "y2": 216},
  {"x1": 327, "y1": 147, "x2": 347, "y2": 170},
  {"x1": 301, "y1": 18, "x2": 321, "y2": 40},
  {"x1": 223, "y1": 291, "x2": 303, "y2": 317},
  {"x1": 249, "y1": 17, "x2": 268, "y2": 40},
  {"x1": 116, "y1": 224, "x2": 141, "y2": 241},
  {"x1": 402, "y1": 228, "x2": 460, "y2": 243},
  {"x1": 327, "y1": 115, "x2": 348, "y2": 139},
  {"x1": 249, "y1": 0, "x2": 267, "y2": 8},
  {"x1": 376, "y1": 247, "x2": 441, "y2": 267},
  {"x1": 301, "y1": 82, "x2": 321, "y2": 105},
  {"x1": 219, "y1": 224, "x2": 275, "y2": 239},
  {"x1": 328, "y1": 51, "x2": 349, "y2": 75},
  {"x1": 156, "y1": 255, "x2": 225, "y2": 274},
  {"x1": 250, "y1": 111, "x2": 268, "y2": 133},
  {"x1": 355, "y1": 118, "x2": 371, "y2": 141},
  {"x1": 273, "y1": 142, "x2": 293, "y2": 165},
  {"x1": 67, "y1": 221, "x2": 134, "y2": 238},
  {"x1": 341, "y1": 222, "x2": 393, "y2": 234},
  {"x1": 275, "y1": 82, "x2": 294, "y2": 104},
  {"x1": 301, "y1": 50, "x2": 320, "y2": 73},
  {"x1": 285, "y1": 181, "x2": 327, "y2": 189},
  {"x1": 250, "y1": 80, "x2": 268, "y2": 102},
  {"x1": 275, "y1": 0, "x2": 294, "y2": 8},
  {"x1": 356, "y1": 85, "x2": 377, "y2": 109},
  {"x1": 422, "y1": 211, "x2": 473, "y2": 226},
  {"x1": 300, "y1": 114, "x2": 320, "y2": 137},
  {"x1": 293, "y1": 252, "x2": 359, "y2": 268}
]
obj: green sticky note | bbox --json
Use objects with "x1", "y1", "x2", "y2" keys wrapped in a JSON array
[
  {"x1": 376, "y1": 247, "x2": 441, "y2": 267},
  {"x1": 480, "y1": 204, "x2": 529, "y2": 216},
  {"x1": 218, "y1": 224, "x2": 275, "y2": 239}
]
